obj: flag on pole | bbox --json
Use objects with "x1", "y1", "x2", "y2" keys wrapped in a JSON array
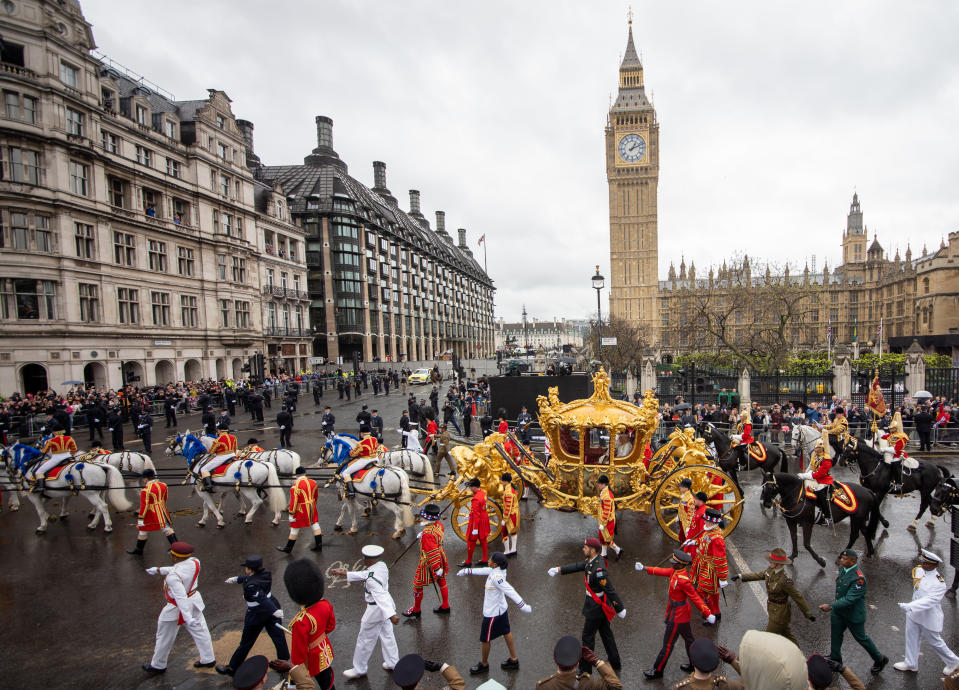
[
  {"x1": 478, "y1": 234, "x2": 485, "y2": 245},
  {"x1": 852, "y1": 319, "x2": 857, "y2": 343}
]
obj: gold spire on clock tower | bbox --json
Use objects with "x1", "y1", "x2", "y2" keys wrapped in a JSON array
[{"x1": 607, "y1": 16, "x2": 659, "y2": 340}]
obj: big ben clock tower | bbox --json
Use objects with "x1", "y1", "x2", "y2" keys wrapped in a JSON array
[{"x1": 607, "y1": 17, "x2": 659, "y2": 339}]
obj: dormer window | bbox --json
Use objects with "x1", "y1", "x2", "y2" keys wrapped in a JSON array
[
  {"x1": 216, "y1": 114, "x2": 225, "y2": 129},
  {"x1": 164, "y1": 119, "x2": 177, "y2": 139},
  {"x1": 101, "y1": 87, "x2": 116, "y2": 111},
  {"x1": 135, "y1": 104, "x2": 148, "y2": 126}
]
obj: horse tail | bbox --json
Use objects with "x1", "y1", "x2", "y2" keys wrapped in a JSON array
[
  {"x1": 936, "y1": 464, "x2": 952, "y2": 479},
  {"x1": 397, "y1": 470, "x2": 414, "y2": 527},
  {"x1": 420, "y1": 452, "x2": 435, "y2": 484},
  {"x1": 104, "y1": 464, "x2": 132, "y2": 511},
  {"x1": 264, "y1": 463, "x2": 286, "y2": 514},
  {"x1": 865, "y1": 488, "x2": 882, "y2": 540}
]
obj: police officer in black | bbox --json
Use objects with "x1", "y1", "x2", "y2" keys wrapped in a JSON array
[
  {"x1": 248, "y1": 389, "x2": 264, "y2": 423},
  {"x1": 87, "y1": 399, "x2": 106, "y2": 442},
  {"x1": 136, "y1": 410, "x2": 153, "y2": 453},
  {"x1": 399, "y1": 410, "x2": 411, "y2": 448},
  {"x1": 225, "y1": 389, "x2": 237, "y2": 416},
  {"x1": 216, "y1": 555, "x2": 289, "y2": 677},
  {"x1": 547, "y1": 537, "x2": 625, "y2": 674},
  {"x1": 321, "y1": 406, "x2": 335, "y2": 436},
  {"x1": 107, "y1": 407, "x2": 124, "y2": 451},
  {"x1": 164, "y1": 392, "x2": 178, "y2": 428},
  {"x1": 217, "y1": 408, "x2": 232, "y2": 431},
  {"x1": 517, "y1": 407, "x2": 532, "y2": 444},
  {"x1": 370, "y1": 409, "x2": 383, "y2": 443},
  {"x1": 201, "y1": 407, "x2": 216, "y2": 436},
  {"x1": 277, "y1": 406, "x2": 293, "y2": 449},
  {"x1": 355, "y1": 404, "x2": 372, "y2": 433}
]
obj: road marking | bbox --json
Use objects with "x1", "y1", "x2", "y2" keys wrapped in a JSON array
[{"x1": 726, "y1": 539, "x2": 766, "y2": 609}]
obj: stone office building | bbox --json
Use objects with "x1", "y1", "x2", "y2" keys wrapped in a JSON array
[{"x1": 255, "y1": 117, "x2": 495, "y2": 364}]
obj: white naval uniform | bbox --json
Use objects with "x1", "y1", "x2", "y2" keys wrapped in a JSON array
[
  {"x1": 345, "y1": 560, "x2": 399, "y2": 674},
  {"x1": 900, "y1": 566, "x2": 959, "y2": 670},
  {"x1": 150, "y1": 557, "x2": 215, "y2": 669}
]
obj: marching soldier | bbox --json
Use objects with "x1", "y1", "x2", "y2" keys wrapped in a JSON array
[
  {"x1": 284, "y1": 558, "x2": 336, "y2": 690},
  {"x1": 277, "y1": 467, "x2": 322, "y2": 553},
  {"x1": 277, "y1": 405, "x2": 293, "y2": 449},
  {"x1": 500, "y1": 473, "x2": 520, "y2": 558},
  {"x1": 818, "y1": 548, "x2": 888, "y2": 675},
  {"x1": 548, "y1": 537, "x2": 626, "y2": 674},
  {"x1": 730, "y1": 547, "x2": 815, "y2": 645},
  {"x1": 330, "y1": 544, "x2": 400, "y2": 680},
  {"x1": 434, "y1": 424, "x2": 454, "y2": 476},
  {"x1": 692, "y1": 508, "x2": 728, "y2": 619},
  {"x1": 127, "y1": 468, "x2": 177, "y2": 555},
  {"x1": 460, "y1": 478, "x2": 490, "y2": 568},
  {"x1": 370, "y1": 408, "x2": 384, "y2": 443},
  {"x1": 535, "y1": 636, "x2": 623, "y2": 689},
  {"x1": 217, "y1": 555, "x2": 289, "y2": 677},
  {"x1": 320, "y1": 406, "x2": 335, "y2": 436},
  {"x1": 893, "y1": 549, "x2": 959, "y2": 675},
  {"x1": 596, "y1": 475, "x2": 622, "y2": 561},
  {"x1": 635, "y1": 549, "x2": 714, "y2": 679},
  {"x1": 32, "y1": 423, "x2": 77, "y2": 492},
  {"x1": 820, "y1": 407, "x2": 849, "y2": 458},
  {"x1": 798, "y1": 439, "x2": 835, "y2": 526},
  {"x1": 141, "y1": 541, "x2": 216, "y2": 674},
  {"x1": 199, "y1": 423, "x2": 238, "y2": 493},
  {"x1": 136, "y1": 409, "x2": 153, "y2": 453},
  {"x1": 403, "y1": 503, "x2": 451, "y2": 617}
]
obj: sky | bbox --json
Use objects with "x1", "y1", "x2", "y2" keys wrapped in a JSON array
[{"x1": 82, "y1": 0, "x2": 959, "y2": 324}]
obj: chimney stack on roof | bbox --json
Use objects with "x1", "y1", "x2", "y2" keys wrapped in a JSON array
[
  {"x1": 235, "y1": 119, "x2": 260, "y2": 169},
  {"x1": 457, "y1": 228, "x2": 467, "y2": 248},
  {"x1": 304, "y1": 115, "x2": 346, "y2": 170},
  {"x1": 373, "y1": 161, "x2": 387, "y2": 190},
  {"x1": 409, "y1": 189, "x2": 422, "y2": 215}
]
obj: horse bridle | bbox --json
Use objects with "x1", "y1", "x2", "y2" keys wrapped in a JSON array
[{"x1": 761, "y1": 474, "x2": 808, "y2": 519}]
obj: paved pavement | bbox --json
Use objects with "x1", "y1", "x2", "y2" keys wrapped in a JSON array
[{"x1": 2, "y1": 384, "x2": 958, "y2": 689}]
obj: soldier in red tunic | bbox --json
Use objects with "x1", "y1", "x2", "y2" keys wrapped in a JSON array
[
  {"x1": 799, "y1": 440, "x2": 835, "y2": 526},
  {"x1": 127, "y1": 468, "x2": 177, "y2": 555},
  {"x1": 403, "y1": 503, "x2": 451, "y2": 617},
  {"x1": 460, "y1": 478, "x2": 490, "y2": 567},
  {"x1": 596, "y1": 475, "x2": 622, "y2": 560},
  {"x1": 277, "y1": 467, "x2": 322, "y2": 553},
  {"x1": 283, "y1": 559, "x2": 336, "y2": 690},
  {"x1": 635, "y1": 549, "x2": 715, "y2": 679},
  {"x1": 199, "y1": 426, "x2": 237, "y2": 493},
  {"x1": 692, "y1": 508, "x2": 729, "y2": 619},
  {"x1": 32, "y1": 424, "x2": 77, "y2": 492},
  {"x1": 682, "y1": 491, "x2": 708, "y2": 559},
  {"x1": 500, "y1": 473, "x2": 520, "y2": 558}
]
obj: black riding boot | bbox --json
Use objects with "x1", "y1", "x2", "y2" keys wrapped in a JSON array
[
  {"x1": 201, "y1": 476, "x2": 215, "y2": 493},
  {"x1": 816, "y1": 488, "x2": 833, "y2": 526},
  {"x1": 127, "y1": 538, "x2": 146, "y2": 555},
  {"x1": 166, "y1": 532, "x2": 178, "y2": 544},
  {"x1": 310, "y1": 534, "x2": 323, "y2": 552},
  {"x1": 32, "y1": 477, "x2": 45, "y2": 494},
  {"x1": 275, "y1": 539, "x2": 295, "y2": 553}
]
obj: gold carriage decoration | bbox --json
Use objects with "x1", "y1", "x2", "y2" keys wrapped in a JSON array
[{"x1": 497, "y1": 368, "x2": 744, "y2": 541}]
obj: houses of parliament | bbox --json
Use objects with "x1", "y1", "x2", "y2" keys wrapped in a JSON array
[{"x1": 606, "y1": 20, "x2": 958, "y2": 360}]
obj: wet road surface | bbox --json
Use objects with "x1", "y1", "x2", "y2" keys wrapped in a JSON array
[{"x1": 2, "y1": 386, "x2": 957, "y2": 689}]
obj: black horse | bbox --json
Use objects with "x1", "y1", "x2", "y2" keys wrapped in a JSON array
[
  {"x1": 930, "y1": 473, "x2": 959, "y2": 596},
  {"x1": 839, "y1": 436, "x2": 948, "y2": 532},
  {"x1": 699, "y1": 422, "x2": 788, "y2": 493},
  {"x1": 759, "y1": 471, "x2": 881, "y2": 567}
]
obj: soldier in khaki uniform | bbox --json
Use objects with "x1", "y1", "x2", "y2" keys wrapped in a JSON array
[
  {"x1": 819, "y1": 407, "x2": 849, "y2": 458},
  {"x1": 672, "y1": 638, "x2": 742, "y2": 690},
  {"x1": 535, "y1": 635, "x2": 622, "y2": 689},
  {"x1": 730, "y1": 547, "x2": 815, "y2": 646},
  {"x1": 434, "y1": 425, "x2": 454, "y2": 477}
]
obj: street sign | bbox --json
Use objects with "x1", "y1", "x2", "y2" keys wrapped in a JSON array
[
  {"x1": 308, "y1": 356, "x2": 325, "y2": 365},
  {"x1": 601, "y1": 337, "x2": 618, "y2": 346}
]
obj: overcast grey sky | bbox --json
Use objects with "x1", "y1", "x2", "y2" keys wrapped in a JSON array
[{"x1": 83, "y1": 0, "x2": 959, "y2": 323}]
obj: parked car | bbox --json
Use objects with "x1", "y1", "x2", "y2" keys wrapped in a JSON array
[{"x1": 408, "y1": 368, "x2": 431, "y2": 384}]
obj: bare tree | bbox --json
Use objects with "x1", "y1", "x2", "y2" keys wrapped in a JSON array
[{"x1": 588, "y1": 316, "x2": 650, "y2": 375}]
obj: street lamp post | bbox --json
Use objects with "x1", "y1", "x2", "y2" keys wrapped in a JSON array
[{"x1": 592, "y1": 265, "x2": 605, "y2": 358}]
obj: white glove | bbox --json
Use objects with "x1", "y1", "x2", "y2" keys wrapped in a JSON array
[
  {"x1": 137, "y1": 520, "x2": 144, "y2": 528},
  {"x1": 682, "y1": 539, "x2": 695, "y2": 547},
  {"x1": 472, "y1": 529, "x2": 478, "y2": 536},
  {"x1": 416, "y1": 532, "x2": 423, "y2": 540},
  {"x1": 720, "y1": 579, "x2": 728, "y2": 589},
  {"x1": 145, "y1": 567, "x2": 159, "y2": 576},
  {"x1": 225, "y1": 576, "x2": 238, "y2": 584},
  {"x1": 548, "y1": 567, "x2": 559, "y2": 577},
  {"x1": 520, "y1": 603, "x2": 532, "y2": 614},
  {"x1": 435, "y1": 569, "x2": 444, "y2": 577},
  {"x1": 898, "y1": 602, "x2": 910, "y2": 610},
  {"x1": 706, "y1": 614, "x2": 716, "y2": 624},
  {"x1": 617, "y1": 609, "x2": 627, "y2": 619},
  {"x1": 456, "y1": 568, "x2": 470, "y2": 577},
  {"x1": 184, "y1": 618, "x2": 197, "y2": 627},
  {"x1": 635, "y1": 561, "x2": 644, "y2": 571},
  {"x1": 273, "y1": 609, "x2": 284, "y2": 619},
  {"x1": 280, "y1": 426, "x2": 285, "y2": 430},
  {"x1": 798, "y1": 472, "x2": 812, "y2": 480}
]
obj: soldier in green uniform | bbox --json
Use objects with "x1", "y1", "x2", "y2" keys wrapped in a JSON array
[
  {"x1": 818, "y1": 549, "x2": 888, "y2": 675},
  {"x1": 730, "y1": 547, "x2": 815, "y2": 646}
]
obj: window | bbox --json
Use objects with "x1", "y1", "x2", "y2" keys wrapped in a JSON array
[
  {"x1": 5, "y1": 278, "x2": 47, "y2": 319},
  {"x1": 75, "y1": 222, "x2": 95, "y2": 259},
  {"x1": 108, "y1": 177, "x2": 125, "y2": 207},
  {"x1": 231, "y1": 256, "x2": 246, "y2": 283},
  {"x1": 234, "y1": 180, "x2": 241, "y2": 201},
  {"x1": 220, "y1": 174, "x2": 229, "y2": 197},
  {"x1": 177, "y1": 246, "x2": 195, "y2": 276},
  {"x1": 293, "y1": 274, "x2": 301, "y2": 294},
  {"x1": 78, "y1": 283, "x2": 99, "y2": 322},
  {"x1": 210, "y1": 168, "x2": 217, "y2": 190},
  {"x1": 69, "y1": 161, "x2": 88, "y2": 196},
  {"x1": 135, "y1": 104, "x2": 148, "y2": 126},
  {"x1": 216, "y1": 114, "x2": 225, "y2": 129},
  {"x1": 165, "y1": 158, "x2": 180, "y2": 178},
  {"x1": 101, "y1": 86, "x2": 116, "y2": 110},
  {"x1": 180, "y1": 295, "x2": 198, "y2": 327},
  {"x1": 217, "y1": 254, "x2": 227, "y2": 280},
  {"x1": 223, "y1": 213, "x2": 233, "y2": 236},
  {"x1": 234, "y1": 300, "x2": 250, "y2": 328},
  {"x1": 164, "y1": 120, "x2": 176, "y2": 139},
  {"x1": 135, "y1": 145, "x2": 153, "y2": 167},
  {"x1": 235, "y1": 217, "x2": 243, "y2": 240},
  {"x1": 219, "y1": 299, "x2": 230, "y2": 327},
  {"x1": 10, "y1": 212, "x2": 28, "y2": 249},
  {"x1": 212, "y1": 209, "x2": 220, "y2": 233},
  {"x1": 217, "y1": 142, "x2": 228, "y2": 160},
  {"x1": 117, "y1": 287, "x2": 139, "y2": 324},
  {"x1": 66, "y1": 107, "x2": 84, "y2": 136},
  {"x1": 4, "y1": 146, "x2": 40, "y2": 184},
  {"x1": 59, "y1": 61, "x2": 79, "y2": 88},
  {"x1": 148, "y1": 240, "x2": 167, "y2": 272},
  {"x1": 3, "y1": 91, "x2": 17, "y2": 120},
  {"x1": 151, "y1": 291, "x2": 170, "y2": 326},
  {"x1": 113, "y1": 231, "x2": 135, "y2": 266},
  {"x1": 35, "y1": 216, "x2": 51, "y2": 252},
  {"x1": 267, "y1": 302, "x2": 276, "y2": 329},
  {"x1": 22, "y1": 95, "x2": 36, "y2": 124},
  {"x1": 101, "y1": 130, "x2": 119, "y2": 154},
  {"x1": 266, "y1": 268, "x2": 274, "y2": 287},
  {"x1": 142, "y1": 188, "x2": 159, "y2": 217}
]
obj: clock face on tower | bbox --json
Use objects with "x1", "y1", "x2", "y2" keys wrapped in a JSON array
[{"x1": 618, "y1": 133, "x2": 646, "y2": 163}]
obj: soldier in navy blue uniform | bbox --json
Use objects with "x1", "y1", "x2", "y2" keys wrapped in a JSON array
[
  {"x1": 217, "y1": 555, "x2": 290, "y2": 676},
  {"x1": 370, "y1": 409, "x2": 384, "y2": 443},
  {"x1": 547, "y1": 537, "x2": 625, "y2": 674},
  {"x1": 321, "y1": 407, "x2": 335, "y2": 435}
]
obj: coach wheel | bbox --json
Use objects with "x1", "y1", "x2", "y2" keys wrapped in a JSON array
[
  {"x1": 451, "y1": 496, "x2": 504, "y2": 544},
  {"x1": 652, "y1": 465, "x2": 744, "y2": 542}
]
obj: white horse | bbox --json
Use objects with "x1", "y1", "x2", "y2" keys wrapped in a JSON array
[
  {"x1": 239, "y1": 448, "x2": 302, "y2": 488},
  {"x1": 0, "y1": 446, "x2": 21, "y2": 512},
  {"x1": 166, "y1": 433, "x2": 286, "y2": 528},
  {"x1": 791, "y1": 424, "x2": 822, "y2": 462},
  {"x1": 331, "y1": 465, "x2": 415, "y2": 539},
  {"x1": 78, "y1": 449, "x2": 156, "y2": 479},
  {"x1": 378, "y1": 449, "x2": 435, "y2": 484}
]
